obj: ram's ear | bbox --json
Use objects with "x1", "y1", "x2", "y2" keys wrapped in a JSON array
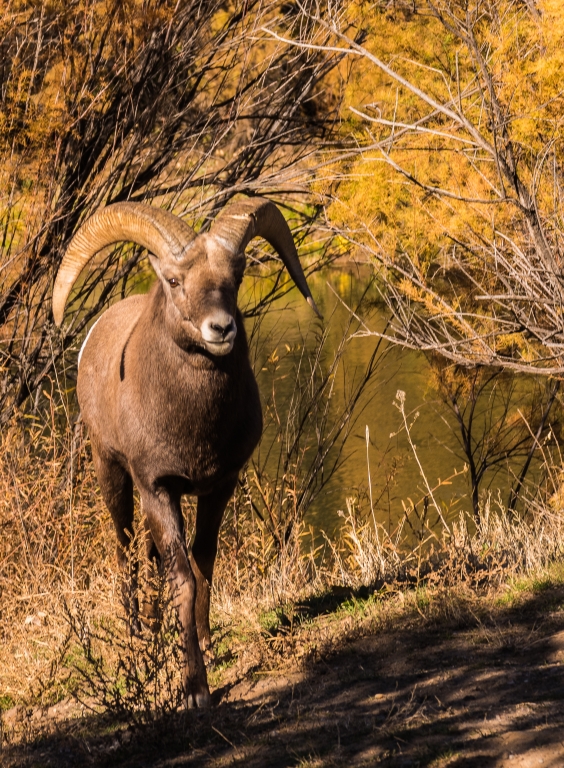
[{"x1": 148, "y1": 254, "x2": 166, "y2": 283}]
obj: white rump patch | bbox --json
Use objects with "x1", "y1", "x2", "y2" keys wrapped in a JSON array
[{"x1": 78, "y1": 316, "x2": 102, "y2": 368}]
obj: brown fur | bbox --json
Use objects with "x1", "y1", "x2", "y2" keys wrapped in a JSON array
[{"x1": 78, "y1": 272, "x2": 262, "y2": 708}]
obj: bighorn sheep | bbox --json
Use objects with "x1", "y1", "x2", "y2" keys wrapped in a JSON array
[{"x1": 52, "y1": 198, "x2": 318, "y2": 708}]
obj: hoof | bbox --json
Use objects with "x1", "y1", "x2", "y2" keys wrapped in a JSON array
[
  {"x1": 186, "y1": 689, "x2": 211, "y2": 709},
  {"x1": 128, "y1": 615, "x2": 143, "y2": 638},
  {"x1": 202, "y1": 646, "x2": 215, "y2": 668},
  {"x1": 139, "y1": 597, "x2": 162, "y2": 634}
]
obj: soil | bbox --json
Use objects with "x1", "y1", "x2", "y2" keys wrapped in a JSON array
[{"x1": 3, "y1": 581, "x2": 564, "y2": 768}]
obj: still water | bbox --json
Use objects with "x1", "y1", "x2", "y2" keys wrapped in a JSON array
[
  {"x1": 125, "y1": 260, "x2": 525, "y2": 535},
  {"x1": 242, "y1": 265, "x2": 476, "y2": 536}
]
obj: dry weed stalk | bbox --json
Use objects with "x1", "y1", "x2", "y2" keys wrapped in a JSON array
[
  {"x1": 62, "y1": 572, "x2": 185, "y2": 723},
  {"x1": 0, "y1": 406, "x2": 118, "y2": 709}
]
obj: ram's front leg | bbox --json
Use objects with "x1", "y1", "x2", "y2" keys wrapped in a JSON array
[
  {"x1": 191, "y1": 475, "x2": 238, "y2": 660},
  {"x1": 141, "y1": 484, "x2": 210, "y2": 708}
]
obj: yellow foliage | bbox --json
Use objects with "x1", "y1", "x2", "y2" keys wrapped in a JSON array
[{"x1": 320, "y1": 0, "x2": 564, "y2": 368}]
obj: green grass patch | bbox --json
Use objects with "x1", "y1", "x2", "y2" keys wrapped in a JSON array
[{"x1": 0, "y1": 694, "x2": 15, "y2": 711}]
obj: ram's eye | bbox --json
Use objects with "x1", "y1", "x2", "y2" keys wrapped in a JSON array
[{"x1": 168, "y1": 278, "x2": 180, "y2": 288}]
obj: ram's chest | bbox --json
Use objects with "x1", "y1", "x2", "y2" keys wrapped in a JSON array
[{"x1": 122, "y1": 362, "x2": 261, "y2": 492}]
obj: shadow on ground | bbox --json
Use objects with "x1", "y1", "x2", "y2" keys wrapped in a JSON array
[{"x1": 4, "y1": 582, "x2": 564, "y2": 768}]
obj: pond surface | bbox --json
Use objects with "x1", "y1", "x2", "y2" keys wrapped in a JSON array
[{"x1": 243, "y1": 264, "x2": 477, "y2": 536}]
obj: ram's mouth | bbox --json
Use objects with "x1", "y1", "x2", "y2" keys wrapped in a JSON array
[
  {"x1": 200, "y1": 317, "x2": 237, "y2": 357},
  {"x1": 203, "y1": 339, "x2": 234, "y2": 356}
]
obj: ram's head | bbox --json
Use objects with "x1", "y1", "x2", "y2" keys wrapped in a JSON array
[{"x1": 53, "y1": 198, "x2": 320, "y2": 356}]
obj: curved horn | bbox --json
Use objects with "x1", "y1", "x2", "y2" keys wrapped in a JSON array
[
  {"x1": 208, "y1": 197, "x2": 321, "y2": 317},
  {"x1": 52, "y1": 202, "x2": 196, "y2": 326}
]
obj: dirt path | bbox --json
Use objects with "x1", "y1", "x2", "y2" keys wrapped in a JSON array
[{"x1": 4, "y1": 582, "x2": 564, "y2": 767}]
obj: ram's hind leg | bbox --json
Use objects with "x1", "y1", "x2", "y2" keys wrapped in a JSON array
[
  {"x1": 138, "y1": 515, "x2": 163, "y2": 632},
  {"x1": 191, "y1": 475, "x2": 238, "y2": 660},
  {"x1": 91, "y1": 444, "x2": 140, "y2": 634}
]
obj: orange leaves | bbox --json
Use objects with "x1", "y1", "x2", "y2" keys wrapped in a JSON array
[{"x1": 317, "y1": 1, "x2": 564, "y2": 369}]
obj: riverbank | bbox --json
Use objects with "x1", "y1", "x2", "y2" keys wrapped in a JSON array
[
  {"x1": 2, "y1": 403, "x2": 564, "y2": 767},
  {"x1": 3, "y1": 559, "x2": 564, "y2": 767}
]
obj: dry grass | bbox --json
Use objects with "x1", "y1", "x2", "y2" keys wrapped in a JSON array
[
  {"x1": 0, "y1": 410, "x2": 117, "y2": 710},
  {"x1": 327, "y1": 494, "x2": 564, "y2": 592},
  {"x1": 2, "y1": 398, "x2": 564, "y2": 734}
]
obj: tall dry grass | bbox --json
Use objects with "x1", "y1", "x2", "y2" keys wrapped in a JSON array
[
  {"x1": 2, "y1": 370, "x2": 564, "y2": 729},
  {"x1": 3, "y1": 412, "x2": 564, "y2": 718},
  {"x1": 0, "y1": 407, "x2": 117, "y2": 709}
]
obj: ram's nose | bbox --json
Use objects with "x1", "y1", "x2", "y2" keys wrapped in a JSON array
[{"x1": 201, "y1": 312, "x2": 237, "y2": 352}]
